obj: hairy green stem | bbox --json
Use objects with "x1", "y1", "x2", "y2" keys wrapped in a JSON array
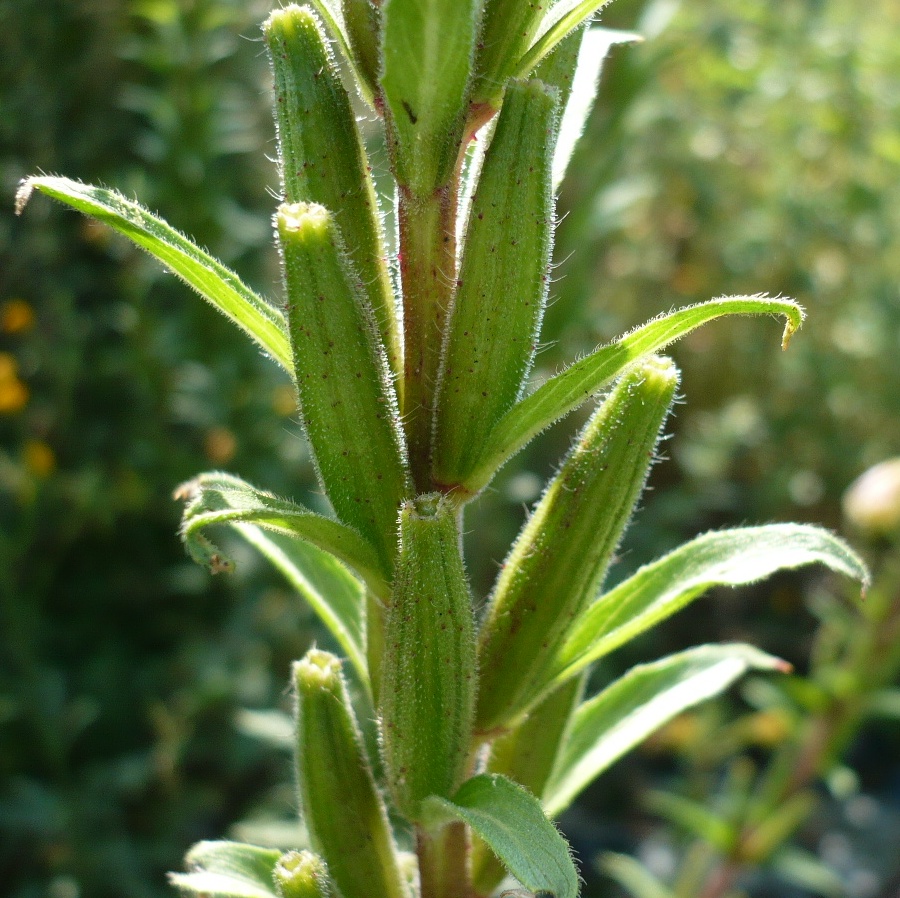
[
  {"x1": 397, "y1": 183, "x2": 459, "y2": 489},
  {"x1": 417, "y1": 822, "x2": 471, "y2": 898}
]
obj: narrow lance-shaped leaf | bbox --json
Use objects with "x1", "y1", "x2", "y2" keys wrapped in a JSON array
[
  {"x1": 273, "y1": 851, "x2": 334, "y2": 898},
  {"x1": 433, "y1": 79, "x2": 559, "y2": 490},
  {"x1": 265, "y1": 7, "x2": 400, "y2": 382},
  {"x1": 769, "y1": 847, "x2": 846, "y2": 898},
  {"x1": 459, "y1": 296, "x2": 804, "y2": 494},
  {"x1": 742, "y1": 791, "x2": 818, "y2": 863},
  {"x1": 423, "y1": 774, "x2": 579, "y2": 898},
  {"x1": 476, "y1": 357, "x2": 679, "y2": 733},
  {"x1": 233, "y1": 527, "x2": 369, "y2": 689},
  {"x1": 304, "y1": 0, "x2": 377, "y2": 106},
  {"x1": 551, "y1": 524, "x2": 870, "y2": 687},
  {"x1": 470, "y1": 0, "x2": 553, "y2": 109},
  {"x1": 341, "y1": 0, "x2": 381, "y2": 100},
  {"x1": 169, "y1": 841, "x2": 282, "y2": 898},
  {"x1": 645, "y1": 791, "x2": 735, "y2": 851},
  {"x1": 532, "y1": 23, "x2": 585, "y2": 111},
  {"x1": 513, "y1": 0, "x2": 617, "y2": 80},
  {"x1": 381, "y1": 0, "x2": 480, "y2": 194},
  {"x1": 16, "y1": 177, "x2": 292, "y2": 371},
  {"x1": 278, "y1": 203, "x2": 410, "y2": 570},
  {"x1": 543, "y1": 644, "x2": 788, "y2": 817},
  {"x1": 600, "y1": 853, "x2": 676, "y2": 898},
  {"x1": 176, "y1": 472, "x2": 389, "y2": 600},
  {"x1": 472, "y1": 677, "x2": 584, "y2": 897},
  {"x1": 551, "y1": 27, "x2": 641, "y2": 189},
  {"x1": 294, "y1": 651, "x2": 408, "y2": 898},
  {"x1": 380, "y1": 495, "x2": 477, "y2": 821}
]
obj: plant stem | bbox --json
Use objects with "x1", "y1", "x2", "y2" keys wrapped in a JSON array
[
  {"x1": 397, "y1": 182, "x2": 459, "y2": 490},
  {"x1": 416, "y1": 822, "x2": 471, "y2": 898}
]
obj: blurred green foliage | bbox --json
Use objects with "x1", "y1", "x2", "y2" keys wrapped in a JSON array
[
  {"x1": 2, "y1": 2, "x2": 320, "y2": 896},
  {"x1": 2, "y1": 0, "x2": 898, "y2": 897},
  {"x1": 551, "y1": 0, "x2": 900, "y2": 540}
]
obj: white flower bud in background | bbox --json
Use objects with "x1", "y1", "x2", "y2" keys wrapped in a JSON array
[{"x1": 843, "y1": 458, "x2": 900, "y2": 535}]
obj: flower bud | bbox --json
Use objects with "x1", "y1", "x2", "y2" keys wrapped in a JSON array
[
  {"x1": 273, "y1": 850, "x2": 332, "y2": 898},
  {"x1": 277, "y1": 202, "x2": 410, "y2": 570},
  {"x1": 265, "y1": 5, "x2": 400, "y2": 378},
  {"x1": 434, "y1": 79, "x2": 559, "y2": 491},
  {"x1": 843, "y1": 458, "x2": 900, "y2": 535},
  {"x1": 476, "y1": 357, "x2": 679, "y2": 732},
  {"x1": 294, "y1": 650, "x2": 407, "y2": 898},
  {"x1": 380, "y1": 495, "x2": 477, "y2": 820}
]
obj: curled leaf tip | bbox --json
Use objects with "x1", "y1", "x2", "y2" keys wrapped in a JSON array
[
  {"x1": 209, "y1": 553, "x2": 235, "y2": 575},
  {"x1": 183, "y1": 530, "x2": 236, "y2": 575},
  {"x1": 781, "y1": 310, "x2": 803, "y2": 350},
  {"x1": 172, "y1": 478, "x2": 201, "y2": 502},
  {"x1": 14, "y1": 178, "x2": 35, "y2": 215},
  {"x1": 773, "y1": 295, "x2": 805, "y2": 349}
]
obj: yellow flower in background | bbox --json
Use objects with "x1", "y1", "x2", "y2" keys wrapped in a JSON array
[
  {"x1": 0, "y1": 352, "x2": 16, "y2": 380},
  {"x1": 23, "y1": 440, "x2": 56, "y2": 478},
  {"x1": 204, "y1": 426, "x2": 237, "y2": 465},
  {"x1": 0, "y1": 352, "x2": 28, "y2": 413},
  {"x1": 1, "y1": 298, "x2": 36, "y2": 334}
]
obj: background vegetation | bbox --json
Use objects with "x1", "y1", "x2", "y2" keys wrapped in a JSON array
[{"x1": 2, "y1": 0, "x2": 897, "y2": 896}]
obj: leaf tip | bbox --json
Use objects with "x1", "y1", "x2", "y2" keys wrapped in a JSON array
[
  {"x1": 780, "y1": 300, "x2": 805, "y2": 350},
  {"x1": 173, "y1": 477, "x2": 201, "y2": 503},
  {"x1": 14, "y1": 178, "x2": 35, "y2": 215}
]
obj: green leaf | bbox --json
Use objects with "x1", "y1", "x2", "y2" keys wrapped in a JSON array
[
  {"x1": 514, "y1": 0, "x2": 618, "y2": 80},
  {"x1": 16, "y1": 177, "x2": 291, "y2": 372},
  {"x1": 305, "y1": 0, "x2": 376, "y2": 106},
  {"x1": 475, "y1": 357, "x2": 678, "y2": 732},
  {"x1": 341, "y1": 0, "x2": 381, "y2": 101},
  {"x1": 533, "y1": 25, "x2": 585, "y2": 131},
  {"x1": 470, "y1": 0, "x2": 550, "y2": 107},
  {"x1": 235, "y1": 708, "x2": 294, "y2": 751},
  {"x1": 433, "y1": 79, "x2": 559, "y2": 490},
  {"x1": 169, "y1": 841, "x2": 282, "y2": 898},
  {"x1": 461, "y1": 296, "x2": 805, "y2": 494},
  {"x1": 544, "y1": 645, "x2": 786, "y2": 816},
  {"x1": 232, "y1": 526, "x2": 368, "y2": 688},
  {"x1": 551, "y1": 525, "x2": 869, "y2": 687},
  {"x1": 381, "y1": 0, "x2": 480, "y2": 193},
  {"x1": 743, "y1": 791, "x2": 817, "y2": 862},
  {"x1": 424, "y1": 774, "x2": 579, "y2": 898},
  {"x1": 176, "y1": 471, "x2": 389, "y2": 600},
  {"x1": 552, "y1": 28, "x2": 641, "y2": 189},
  {"x1": 600, "y1": 853, "x2": 675, "y2": 898},
  {"x1": 278, "y1": 203, "x2": 411, "y2": 569},
  {"x1": 646, "y1": 791, "x2": 735, "y2": 851},
  {"x1": 769, "y1": 846, "x2": 844, "y2": 898},
  {"x1": 472, "y1": 677, "x2": 584, "y2": 897}
]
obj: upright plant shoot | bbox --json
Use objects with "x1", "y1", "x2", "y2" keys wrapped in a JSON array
[{"x1": 17, "y1": 2, "x2": 871, "y2": 897}]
